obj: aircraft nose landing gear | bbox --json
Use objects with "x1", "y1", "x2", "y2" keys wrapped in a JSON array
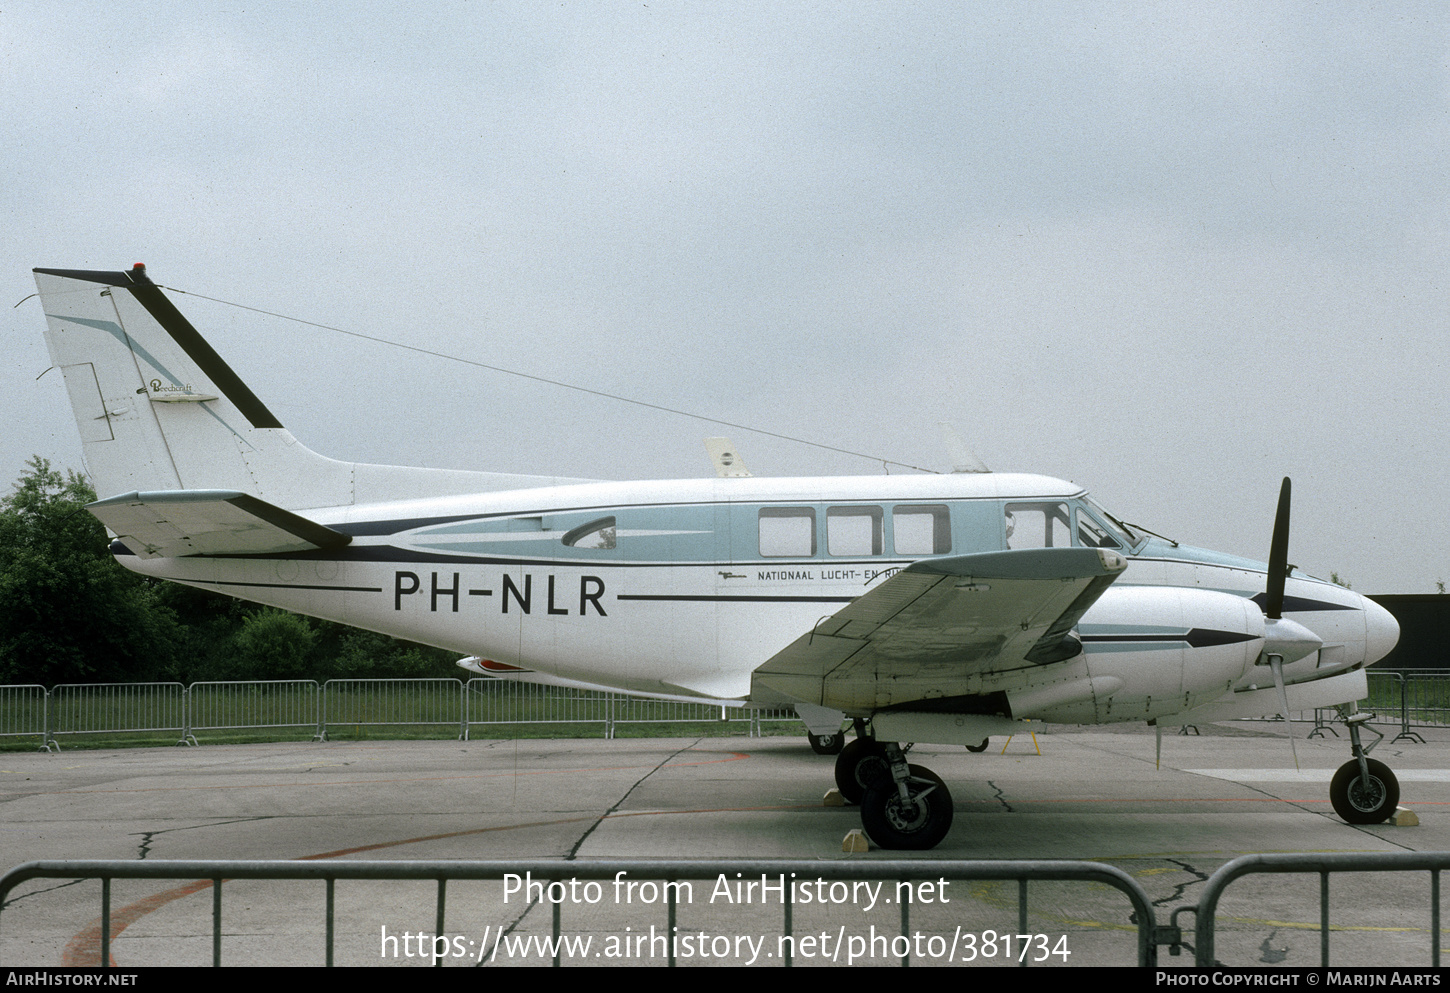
[{"x1": 1330, "y1": 711, "x2": 1399, "y2": 825}]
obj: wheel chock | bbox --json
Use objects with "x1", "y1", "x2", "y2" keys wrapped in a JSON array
[
  {"x1": 842, "y1": 829, "x2": 870, "y2": 853},
  {"x1": 823, "y1": 788, "x2": 846, "y2": 807},
  {"x1": 1391, "y1": 806, "x2": 1419, "y2": 827}
]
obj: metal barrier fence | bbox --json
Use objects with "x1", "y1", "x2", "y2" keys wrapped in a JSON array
[
  {"x1": 47, "y1": 682, "x2": 187, "y2": 747},
  {"x1": 1365, "y1": 670, "x2": 1420, "y2": 741},
  {"x1": 464, "y1": 680, "x2": 612, "y2": 734},
  {"x1": 9, "y1": 852, "x2": 1450, "y2": 967},
  {"x1": 187, "y1": 680, "x2": 323, "y2": 742},
  {"x1": 1, "y1": 679, "x2": 805, "y2": 749},
  {"x1": 0, "y1": 684, "x2": 48, "y2": 747},
  {"x1": 1186, "y1": 851, "x2": 1450, "y2": 967},
  {"x1": 0, "y1": 857, "x2": 1159, "y2": 967},
  {"x1": 10, "y1": 671, "x2": 1450, "y2": 749},
  {"x1": 1397, "y1": 671, "x2": 1450, "y2": 741},
  {"x1": 322, "y1": 678, "x2": 467, "y2": 740},
  {"x1": 462, "y1": 680, "x2": 797, "y2": 739}
]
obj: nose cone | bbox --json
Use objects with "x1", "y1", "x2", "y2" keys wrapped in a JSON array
[{"x1": 1363, "y1": 596, "x2": 1400, "y2": 665}]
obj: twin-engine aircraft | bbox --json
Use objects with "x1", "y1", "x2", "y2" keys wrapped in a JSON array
[{"x1": 31, "y1": 264, "x2": 1402, "y2": 849}]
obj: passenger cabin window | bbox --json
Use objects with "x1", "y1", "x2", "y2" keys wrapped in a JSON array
[
  {"x1": 827, "y1": 506, "x2": 883, "y2": 556},
  {"x1": 1005, "y1": 502, "x2": 1071, "y2": 549},
  {"x1": 892, "y1": 505, "x2": 951, "y2": 556},
  {"x1": 759, "y1": 507, "x2": 816, "y2": 557},
  {"x1": 562, "y1": 516, "x2": 617, "y2": 549}
]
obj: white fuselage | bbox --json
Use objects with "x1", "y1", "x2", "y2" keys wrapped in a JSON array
[{"x1": 115, "y1": 471, "x2": 1399, "y2": 725}]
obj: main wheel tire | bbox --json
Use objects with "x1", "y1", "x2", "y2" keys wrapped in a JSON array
[
  {"x1": 809, "y1": 731, "x2": 845, "y2": 755},
  {"x1": 860, "y1": 764, "x2": 954, "y2": 850},
  {"x1": 1330, "y1": 758, "x2": 1400, "y2": 824},
  {"x1": 833, "y1": 738, "x2": 889, "y2": 805},
  {"x1": 965, "y1": 738, "x2": 989, "y2": 753}
]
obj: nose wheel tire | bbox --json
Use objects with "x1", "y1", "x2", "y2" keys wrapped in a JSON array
[
  {"x1": 860, "y1": 765, "x2": 954, "y2": 850},
  {"x1": 833, "y1": 738, "x2": 889, "y2": 804},
  {"x1": 809, "y1": 731, "x2": 846, "y2": 755},
  {"x1": 1330, "y1": 758, "x2": 1399, "y2": 824}
]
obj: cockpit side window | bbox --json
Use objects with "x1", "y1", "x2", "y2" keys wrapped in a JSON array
[
  {"x1": 1081, "y1": 497, "x2": 1141, "y2": 549},
  {"x1": 1004, "y1": 502, "x2": 1071, "y2": 549},
  {"x1": 1073, "y1": 508, "x2": 1121, "y2": 549}
]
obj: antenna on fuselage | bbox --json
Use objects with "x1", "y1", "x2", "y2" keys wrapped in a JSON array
[
  {"x1": 941, "y1": 423, "x2": 990, "y2": 473},
  {"x1": 704, "y1": 437, "x2": 753, "y2": 478}
]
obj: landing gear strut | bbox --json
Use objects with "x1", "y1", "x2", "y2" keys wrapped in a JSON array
[
  {"x1": 858, "y1": 742, "x2": 954, "y2": 850},
  {"x1": 831, "y1": 725, "x2": 954, "y2": 848},
  {"x1": 1330, "y1": 710, "x2": 1399, "y2": 825}
]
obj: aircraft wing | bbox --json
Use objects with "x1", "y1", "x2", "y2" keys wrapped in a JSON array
[
  {"x1": 750, "y1": 546, "x2": 1127, "y2": 712},
  {"x1": 87, "y1": 490, "x2": 352, "y2": 559}
]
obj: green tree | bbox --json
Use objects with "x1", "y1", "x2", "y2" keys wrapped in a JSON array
[
  {"x1": 231, "y1": 608, "x2": 319, "y2": 681},
  {"x1": 0, "y1": 457, "x2": 180, "y2": 684}
]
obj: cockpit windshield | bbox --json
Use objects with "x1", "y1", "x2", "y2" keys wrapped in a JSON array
[{"x1": 1080, "y1": 497, "x2": 1143, "y2": 551}]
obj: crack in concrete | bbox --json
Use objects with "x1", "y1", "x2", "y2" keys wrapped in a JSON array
[
  {"x1": 128, "y1": 816, "x2": 278, "y2": 860},
  {"x1": 1, "y1": 877, "x2": 88, "y2": 913},
  {"x1": 473, "y1": 740, "x2": 706, "y2": 967},
  {"x1": 985, "y1": 780, "x2": 1014, "y2": 812},
  {"x1": 1152, "y1": 857, "x2": 1211, "y2": 908}
]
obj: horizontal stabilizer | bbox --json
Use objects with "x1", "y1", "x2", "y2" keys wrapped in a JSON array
[
  {"x1": 751, "y1": 546, "x2": 1126, "y2": 711},
  {"x1": 88, "y1": 490, "x2": 352, "y2": 559}
]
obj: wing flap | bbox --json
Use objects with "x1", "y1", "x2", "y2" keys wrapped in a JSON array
[
  {"x1": 88, "y1": 489, "x2": 351, "y2": 558},
  {"x1": 751, "y1": 547, "x2": 1126, "y2": 711}
]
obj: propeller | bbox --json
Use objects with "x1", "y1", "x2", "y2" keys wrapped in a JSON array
[{"x1": 1257, "y1": 477, "x2": 1324, "y2": 771}]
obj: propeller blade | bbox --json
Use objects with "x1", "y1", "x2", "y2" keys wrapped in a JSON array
[
  {"x1": 1265, "y1": 477, "x2": 1291, "y2": 620},
  {"x1": 1268, "y1": 655, "x2": 1300, "y2": 771},
  {"x1": 1155, "y1": 723, "x2": 1162, "y2": 771}
]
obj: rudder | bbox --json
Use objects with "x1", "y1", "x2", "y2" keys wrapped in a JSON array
[{"x1": 34, "y1": 265, "x2": 355, "y2": 509}]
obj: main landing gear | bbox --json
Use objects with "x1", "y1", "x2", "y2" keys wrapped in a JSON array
[
  {"x1": 1329, "y1": 709, "x2": 1399, "y2": 825},
  {"x1": 833, "y1": 733, "x2": 954, "y2": 850}
]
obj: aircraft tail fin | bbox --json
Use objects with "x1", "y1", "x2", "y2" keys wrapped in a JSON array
[
  {"x1": 34, "y1": 265, "x2": 597, "y2": 511},
  {"x1": 34, "y1": 265, "x2": 357, "y2": 509}
]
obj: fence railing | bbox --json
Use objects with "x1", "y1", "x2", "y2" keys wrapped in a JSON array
[
  {"x1": 7, "y1": 671, "x2": 1450, "y2": 751},
  {"x1": 323, "y1": 678, "x2": 468, "y2": 740},
  {"x1": 0, "y1": 685, "x2": 48, "y2": 746},
  {"x1": 186, "y1": 680, "x2": 323, "y2": 742},
  {"x1": 47, "y1": 682, "x2": 188, "y2": 747},
  {"x1": 0, "y1": 857, "x2": 1159, "y2": 967},
  {"x1": 1185, "y1": 851, "x2": 1450, "y2": 966},
  {"x1": 9, "y1": 851, "x2": 1448, "y2": 967},
  {"x1": 0, "y1": 678, "x2": 803, "y2": 749}
]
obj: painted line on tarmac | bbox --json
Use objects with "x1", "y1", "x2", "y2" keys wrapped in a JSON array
[
  {"x1": 60, "y1": 814, "x2": 601, "y2": 967},
  {"x1": 1186, "y1": 768, "x2": 1450, "y2": 782},
  {"x1": 59, "y1": 747, "x2": 751, "y2": 965}
]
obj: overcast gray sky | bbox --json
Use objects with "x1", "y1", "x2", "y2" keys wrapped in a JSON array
[{"x1": 3, "y1": 2, "x2": 1445, "y2": 592}]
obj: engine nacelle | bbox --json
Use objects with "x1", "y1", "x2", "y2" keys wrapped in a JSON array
[{"x1": 1011, "y1": 586, "x2": 1264, "y2": 724}]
